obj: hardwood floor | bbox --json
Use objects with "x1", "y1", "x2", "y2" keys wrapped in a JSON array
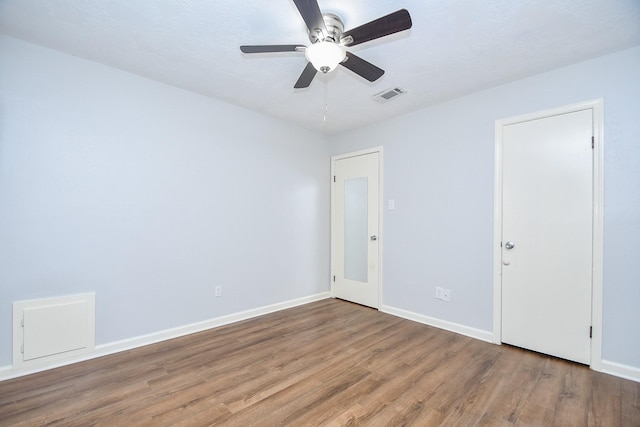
[{"x1": 1, "y1": 299, "x2": 638, "y2": 426}]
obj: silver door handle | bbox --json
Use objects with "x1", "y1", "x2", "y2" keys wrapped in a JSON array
[
  {"x1": 504, "y1": 241, "x2": 515, "y2": 250},
  {"x1": 370, "y1": 235, "x2": 377, "y2": 241}
]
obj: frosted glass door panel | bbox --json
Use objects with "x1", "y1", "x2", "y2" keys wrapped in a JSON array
[{"x1": 344, "y1": 177, "x2": 368, "y2": 282}]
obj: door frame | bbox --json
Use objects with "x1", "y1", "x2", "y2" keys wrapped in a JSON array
[
  {"x1": 331, "y1": 146, "x2": 383, "y2": 309},
  {"x1": 492, "y1": 99, "x2": 604, "y2": 371}
]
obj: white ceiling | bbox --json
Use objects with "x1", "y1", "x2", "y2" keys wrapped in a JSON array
[{"x1": 1, "y1": 0, "x2": 639, "y2": 134}]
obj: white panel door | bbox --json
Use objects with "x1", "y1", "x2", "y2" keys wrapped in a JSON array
[
  {"x1": 333, "y1": 152, "x2": 380, "y2": 308},
  {"x1": 501, "y1": 109, "x2": 593, "y2": 364}
]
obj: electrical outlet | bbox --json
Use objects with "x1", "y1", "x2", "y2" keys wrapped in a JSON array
[
  {"x1": 436, "y1": 286, "x2": 451, "y2": 302},
  {"x1": 215, "y1": 286, "x2": 222, "y2": 297}
]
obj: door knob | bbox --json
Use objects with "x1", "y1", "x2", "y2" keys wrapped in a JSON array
[
  {"x1": 504, "y1": 241, "x2": 515, "y2": 250},
  {"x1": 370, "y1": 235, "x2": 377, "y2": 241}
]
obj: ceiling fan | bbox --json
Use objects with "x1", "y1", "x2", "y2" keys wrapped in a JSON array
[{"x1": 240, "y1": 0, "x2": 412, "y2": 89}]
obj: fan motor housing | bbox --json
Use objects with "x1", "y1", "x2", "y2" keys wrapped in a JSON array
[{"x1": 309, "y1": 13, "x2": 344, "y2": 43}]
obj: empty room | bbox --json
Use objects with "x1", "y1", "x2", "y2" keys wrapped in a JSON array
[{"x1": 0, "y1": 0, "x2": 639, "y2": 425}]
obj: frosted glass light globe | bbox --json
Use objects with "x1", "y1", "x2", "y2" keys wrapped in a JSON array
[{"x1": 305, "y1": 41, "x2": 346, "y2": 73}]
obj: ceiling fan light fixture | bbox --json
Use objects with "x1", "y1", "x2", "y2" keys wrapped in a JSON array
[
  {"x1": 239, "y1": 4, "x2": 413, "y2": 88},
  {"x1": 305, "y1": 41, "x2": 346, "y2": 73}
]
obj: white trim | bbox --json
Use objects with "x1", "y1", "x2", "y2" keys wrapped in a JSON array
[
  {"x1": 590, "y1": 100, "x2": 605, "y2": 371},
  {"x1": 493, "y1": 99, "x2": 604, "y2": 371},
  {"x1": 379, "y1": 150, "x2": 384, "y2": 308},
  {"x1": 381, "y1": 305, "x2": 494, "y2": 343},
  {"x1": 330, "y1": 146, "x2": 384, "y2": 309},
  {"x1": 331, "y1": 146, "x2": 384, "y2": 162},
  {"x1": 492, "y1": 119, "x2": 504, "y2": 345},
  {"x1": 601, "y1": 360, "x2": 640, "y2": 383},
  {"x1": 0, "y1": 292, "x2": 330, "y2": 382}
]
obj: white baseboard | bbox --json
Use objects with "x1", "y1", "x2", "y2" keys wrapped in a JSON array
[
  {"x1": 380, "y1": 304, "x2": 494, "y2": 343},
  {"x1": 0, "y1": 292, "x2": 330, "y2": 382},
  {"x1": 0, "y1": 365, "x2": 12, "y2": 379},
  {"x1": 601, "y1": 359, "x2": 640, "y2": 383}
]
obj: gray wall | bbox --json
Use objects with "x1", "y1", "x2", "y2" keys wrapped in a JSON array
[
  {"x1": 0, "y1": 36, "x2": 331, "y2": 367},
  {"x1": 330, "y1": 46, "x2": 640, "y2": 370}
]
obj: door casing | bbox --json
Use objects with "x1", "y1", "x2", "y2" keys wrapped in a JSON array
[
  {"x1": 492, "y1": 99, "x2": 604, "y2": 371},
  {"x1": 331, "y1": 147, "x2": 383, "y2": 309}
]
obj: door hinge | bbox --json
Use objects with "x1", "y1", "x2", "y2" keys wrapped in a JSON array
[
  {"x1": 591, "y1": 136, "x2": 594, "y2": 149},
  {"x1": 333, "y1": 176, "x2": 336, "y2": 183},
  {"x1": 21, "y1": 344, "x2": 24, "y2": 354},
  {"x1": 333, "y1": 275, "x2": 336, "y2": 282},
  {"x1": 589, "y1": 326, "x2": 593, "y2": 338},
  {"x1": 20, "y1": 316, "x2": 24, "y2": 328}
]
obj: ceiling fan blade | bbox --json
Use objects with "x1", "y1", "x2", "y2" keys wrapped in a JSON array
[
  {"x1": 292, "y1": 0, "x2": 327, "y2": 35},
  {"x1": 340, "y1": 52, "x2": 384, "y2": 82},
  {"x1": 294, "y1": 62, "x2": 318, "y2": 89},
  {"x1": 240, "y1": 45, "x2": 305, "y2": 53},
  {"x1": 341, "y1": 9, "x2": 412, "y2": 47}
]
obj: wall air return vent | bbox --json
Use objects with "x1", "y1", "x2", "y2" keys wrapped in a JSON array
[
  {"x1": 373, "y1": 87, "x2": 406, "y2": 103},
  {"x1": 13, "y1": 293, "x2": 96, "y2": 370}
]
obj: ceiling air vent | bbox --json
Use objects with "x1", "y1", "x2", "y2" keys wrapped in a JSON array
[{"x1": 373, "y1": 87, "x2": 406, "y2": 103}]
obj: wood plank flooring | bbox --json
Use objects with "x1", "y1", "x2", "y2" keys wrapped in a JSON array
[{"x1": 1, "y1": 298, "x2": 638, "y2": 426}]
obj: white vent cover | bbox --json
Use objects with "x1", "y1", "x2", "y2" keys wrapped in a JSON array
[
  {"x1": 13, "y1": 293, "x2": 95, "y2": 370},
  {"x1": 372, "y1": 87, "x2": 406, "y2": 103}
]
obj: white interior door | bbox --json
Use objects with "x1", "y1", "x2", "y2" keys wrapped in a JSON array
[
  {"x1": 501, "y1": 109, "x2": 593, "y2": 365},
  {"x1": 332, "y1": 151, "x2": 380, "y2": 308}
]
